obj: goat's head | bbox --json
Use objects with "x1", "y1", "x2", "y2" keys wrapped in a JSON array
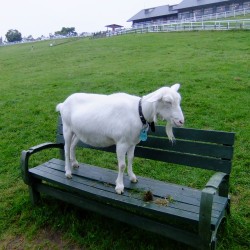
[{"x1": 144, "y1": 84, "x2": 184, "y2": 141}]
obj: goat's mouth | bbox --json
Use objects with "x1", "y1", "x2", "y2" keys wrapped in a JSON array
[
  {"x1": 172, "y1": 119, "x2": 184, "y2": 127},
  {"x1": 160, "y1": 117, "x2": 184, "y2": 127}
]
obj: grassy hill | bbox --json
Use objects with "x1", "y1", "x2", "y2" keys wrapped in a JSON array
[{"x1": 0, "y1": 31, "x2": 249, "y2": 249}]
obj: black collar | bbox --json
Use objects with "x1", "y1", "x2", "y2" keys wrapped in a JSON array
[{"x1": 138, "y1": 99, "x2": 155, "y2": 132}]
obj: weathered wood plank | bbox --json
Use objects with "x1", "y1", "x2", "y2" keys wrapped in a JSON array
[
  {"x1": 134, "y1": 147, "x2": 232, "y2": 173},
  {"x1": 29, "y1": 159, "x2": 228, "y2": 227},
  {"x1": 29, "y1": 166, "x2": 202, "y2": 224},
  {"x1": 48, "y1": 158, "x2": 228, "y2": 207},
  {"x1": 35, "y1": 183, "x2": 205, "y2": 249},
  {"x1": 148, "y1": 126, "x2": 235, "y2": 145},
  {"x1": 139, "y1": 137, "x2": 234, "y2": 159},
  {"x1": 54, "y1": 139, "x2": 232, "y2": 173}
]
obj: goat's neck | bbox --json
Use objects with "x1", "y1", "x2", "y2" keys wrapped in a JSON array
[{"x1": 141, "y1": 99, "x2": 156, "y2": 123}]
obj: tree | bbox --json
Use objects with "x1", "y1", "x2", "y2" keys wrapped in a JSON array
[
  {"x1": 55, "y1": 27, "x2": 77, "y2": 36},
  {"x1": 5, "y1": 29, "x2": 22, "y2": 42}
]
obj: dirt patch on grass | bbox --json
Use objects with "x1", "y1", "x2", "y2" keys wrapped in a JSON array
[{"x1": 1, "y1": 228, "x2": 83, "y2": 250}]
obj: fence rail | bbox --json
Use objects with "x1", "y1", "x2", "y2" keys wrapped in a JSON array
[
  {"x1": 132, "y1": 7, "x2": 250, "y2": 29},
  {"x1": 104, "y1": 19, "x2": 250, "y2": 37}
]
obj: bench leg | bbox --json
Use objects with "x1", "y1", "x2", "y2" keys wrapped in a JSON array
[{"x1": 29, "y1": 185, "x2": 40, "y2": 205}]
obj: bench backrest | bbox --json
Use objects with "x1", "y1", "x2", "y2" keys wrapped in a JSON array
[{"x1": 56, "y1": 116, "x2": 235, "y2": 174}]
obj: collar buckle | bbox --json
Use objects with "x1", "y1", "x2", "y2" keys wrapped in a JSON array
[{"x1": 138, "y1": 99, "x2": 155, "y2": 132}]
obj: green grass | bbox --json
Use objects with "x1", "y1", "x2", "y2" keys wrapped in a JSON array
[{"x1": 0, "y1": 31, "x2": 249, "y2": 249}]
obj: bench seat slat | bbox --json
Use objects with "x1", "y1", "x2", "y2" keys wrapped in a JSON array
[
  {"x1": 30, "y1": 167, "x2": 201, "y2": 225},
  {"x1": 29, "y1": 159, "x2": 228, "y2": 228},
  {"x1": 34, "y1": 183, "x2": 205, "y2": 249},
  {"x1": 44, "y1": 161, "x2": 225, "y2": 217},
  {"x1": 48, "y1": 159, "x2": 227, "y2": 208}
]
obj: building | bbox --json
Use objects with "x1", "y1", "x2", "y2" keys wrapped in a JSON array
[
  {"x1": 128, "y1": 0, "x2": 250, "y2": 27},
  {"x1": 127, "y1": 5, "x2": 178, "y2": 28},
  {"x1": 176, "y1": 0, "x2": 250, "y2": 19}
]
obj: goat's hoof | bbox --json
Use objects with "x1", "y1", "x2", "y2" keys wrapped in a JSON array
[
  {"x1": 65, "y1": 171, "x2": 72, "y2": 179},
  {"x1": 131, "y1": 178, "x2": 138, "y2": 183},
  {"x1": 72, "y1": 161, "x2": 79, "y2": 169},
  {"x1": 129, "y1": 174, "x2": 138, "y2": 183},
  {"x1": 115, "y1": 185, "x2": 124, "y2": 195}
]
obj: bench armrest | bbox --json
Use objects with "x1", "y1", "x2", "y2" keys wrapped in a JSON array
[
  {"x1": 205, "y1": 172, "x2": 229, "y2": 197},
  {"x1": 198, "y1": 172, "x2": 230, "y2": 243},
  {"x1": 21, "y1": 142, "x2": 64, "y2": 185}
]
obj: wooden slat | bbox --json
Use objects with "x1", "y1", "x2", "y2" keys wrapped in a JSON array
[
  {"x1": 56, "y1": 133, "x2": 233, "y2": 160},
  {"x1": 29, "y1": 166, "x2": 202, "y2": 224},
  {"x1": 149, "y1": 126, "x2": 235, "y2": 145},
  {"x1": 134, "y1": 147, "x2": 232, "y2": 173},
  {"x1": 29, "y1": 159, "x2": 228, "y2": 227},
  {"x1": 139, "y1": 137, "x2": 234, "y2": 159},
  {"x1": 55, "y1": 135, "x2": 232, "y2": 174},
  {"x1": 46, "y1": 159, "x2": 226, "y2": 211},
  {"x1": 48, "y1": 158, "x2": 227, "y2": 207},
  {"x1": 34, "y1": 183, "x2": 205, "y2": 249}
]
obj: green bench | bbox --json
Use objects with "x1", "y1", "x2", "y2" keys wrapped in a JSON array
[{"x1": 21, "y1": 116, "x2": 235, "y2": 249}]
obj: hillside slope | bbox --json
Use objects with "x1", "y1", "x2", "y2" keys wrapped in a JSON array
[{"x1": 0, "y1": 31, "x2": 249, "y2": 249}]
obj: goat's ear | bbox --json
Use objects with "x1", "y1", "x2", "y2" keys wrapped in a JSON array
[
  {"x1": 171, "y1": 83, "x2": 180, "y2": 92},
  {"x1": 162, "y1": 95, "x2": 173, "y2": 104},
  {"x1": 144, "y1": 93, "x2": 162, "y2": 103}
]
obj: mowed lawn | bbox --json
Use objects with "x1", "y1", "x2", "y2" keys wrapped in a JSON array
[{"x1": 0, "y1": 31, "x2": 249, "y2": 249}]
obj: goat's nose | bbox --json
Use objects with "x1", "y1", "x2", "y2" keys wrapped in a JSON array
[{"x1": 179, "y1": 120, "x2": 184, "y2": 125}]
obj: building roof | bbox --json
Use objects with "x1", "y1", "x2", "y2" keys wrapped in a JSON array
[
  {"x1": 127, "y1": 5, "x2": 177, "y2": 22},
  {"x1": 175, "y1": 0, "x2": 229, "y2": 10},
  {"x1": 105, "y1": 24, "x2": 123, "y2": 29}
]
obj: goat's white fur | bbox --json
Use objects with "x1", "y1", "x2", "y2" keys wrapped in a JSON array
[{"x1": 56, "y1": 84, "x2": 184, "y2": 194}]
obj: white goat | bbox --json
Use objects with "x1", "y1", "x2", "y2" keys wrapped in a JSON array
[{"x1": 56, "y1": 84, "x2": 184, "y2": 194}]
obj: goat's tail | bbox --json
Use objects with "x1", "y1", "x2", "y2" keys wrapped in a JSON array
[{"x1": 56, "y1": 103, "x2": 63, "y2": 112}]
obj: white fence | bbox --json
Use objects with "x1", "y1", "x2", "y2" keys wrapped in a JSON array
[
  {"x1": 181, "y1": 7, "x2": 250, "y2": 23},
  {"x1": 105, "y1": 19, "x2": 250, "y2": 37},
  {"x1": 132, "y1": 7, "x2": 250, "y2": 29}
]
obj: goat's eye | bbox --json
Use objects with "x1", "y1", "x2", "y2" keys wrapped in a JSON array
[{"x1": 164, "y1": 101, "x2": 172, "y2": 105}]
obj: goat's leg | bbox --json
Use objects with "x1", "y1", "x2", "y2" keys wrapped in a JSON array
[
  {"x1": 70, "y1": 134, "x2": 79, "y2": 168},
  {"x1": 127, "y1": 145, "x2": 137, "y2": 183},
  {"x1": 115, "y1": 144, "x2": 128, "y2": 194},
  {"x1": 63, "y1": 126, "x2": 74, "y2": 178}
]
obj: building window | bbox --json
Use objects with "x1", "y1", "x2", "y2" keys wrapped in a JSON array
[
  {"x1": 179, "y1": 12, "x2": 190, "y2": 19},
  {"x1": 230, "y1": 4, "x2": 240, "y2": 10},
  {"x1": 243, "y1": 2, "x2": 250, "y2": 8},
  {"x1": 204, "y1": 8, "x2": 213, "y2": 15},
  {"x1": 216, "y1": 6, "x2": 226, "y2": 12},
  {"x1": 194, "y1": 9, "x2": 203, "y2": 16}
]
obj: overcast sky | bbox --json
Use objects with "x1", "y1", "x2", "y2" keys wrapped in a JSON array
[{"x1": 0, "y1": 0, "x2": 181, "y2": 39}]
